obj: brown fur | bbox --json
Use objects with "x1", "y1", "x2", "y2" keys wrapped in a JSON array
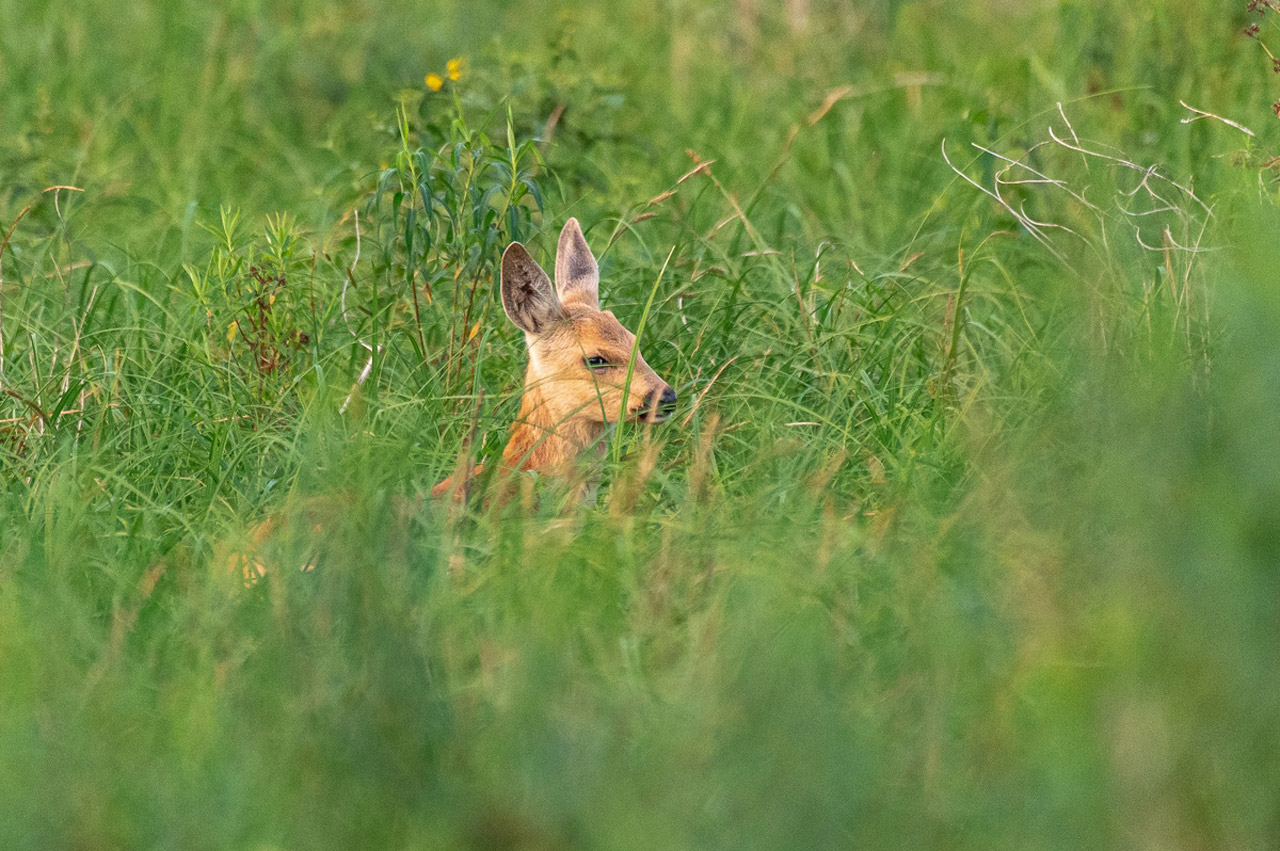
[
  {"x1": 433, "y1": 219, "x2": 674, "y2": 497},
  {"x1": 227, "y1": 219, "x2": 675, "y2": 578}
]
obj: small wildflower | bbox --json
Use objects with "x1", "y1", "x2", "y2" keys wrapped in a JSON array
[
  {"x1": 1245, "y1": 22, "x2": 1261, "y2": 37},
  {"x1": 425, "y1": 72, "x2": 444, "y2": 92},
  {"x1": 1273, "y1": 57, "x2": 1280, "y2": 73},
  {"x1": 446, "y1": 57, "x2": 463, "y2": 81}
]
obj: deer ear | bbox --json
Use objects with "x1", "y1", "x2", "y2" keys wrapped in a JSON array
[
  {"x1": 554, "y1": 218, "x2": 600, "y2": 310},
  {"x1": 501, "y1": 242, "x2": 563, "y2": 334}
]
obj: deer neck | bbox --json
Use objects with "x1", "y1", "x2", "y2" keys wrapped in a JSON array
[{"x1": 500, "y1": 365, "x2": 605, "y2": 475}]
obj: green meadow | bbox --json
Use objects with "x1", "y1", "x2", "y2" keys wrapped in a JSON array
[{"x1": 3, "y1": 0, "x2": 1280, "y2": 847}]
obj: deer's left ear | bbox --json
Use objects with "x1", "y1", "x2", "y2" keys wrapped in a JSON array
[{"x1": 554, "y1": 218, "x2": 600, "y2": 310}]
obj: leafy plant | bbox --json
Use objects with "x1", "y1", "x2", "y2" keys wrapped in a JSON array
[
  {"x1": 365, "y1": 91, "x2": 545, "y2": 403},
  {"x1": 185, "y1": 208, "x2": 322, "y2": 411}
]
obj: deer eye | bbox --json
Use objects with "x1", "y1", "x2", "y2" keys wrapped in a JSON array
[{"x1": 583, "y1": 356, "x2": 611, "y2": 370}]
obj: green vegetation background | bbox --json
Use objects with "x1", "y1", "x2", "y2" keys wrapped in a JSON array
[{"x1": 2, "y1": 0, "x2": 1279, "y2": 848}]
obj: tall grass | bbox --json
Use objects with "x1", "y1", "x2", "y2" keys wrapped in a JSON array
[{"x1": 2, "y1": 0, "x2": 1279, "y2": 848}]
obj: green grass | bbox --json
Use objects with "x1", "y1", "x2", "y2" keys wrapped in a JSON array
[{"x1": 3, "y1": 0, "x2": 1280, "y2": 848}]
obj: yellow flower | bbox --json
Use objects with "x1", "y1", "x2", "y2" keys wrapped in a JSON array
[
  {"x1": 425, "y1": 72, "x2": 444, "y2": 92},
  {"x1": 446, "y1": 57, "x2": 463, "y2": 81}
]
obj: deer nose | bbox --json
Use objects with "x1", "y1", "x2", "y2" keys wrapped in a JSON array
[
  {"x1": 634, "y1": 385, "x2": 678, "y2": 422},
  {"x1": 657, "y1": 385, "x2": 677, "y2": 415}
]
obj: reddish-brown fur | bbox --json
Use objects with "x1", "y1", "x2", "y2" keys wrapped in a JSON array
[
  {"x1": 432, "y1": 218, "x2": 675, "y2": 496},
  {"x1": 225, "y1": 219, "x2": 675, "y2": 580}
]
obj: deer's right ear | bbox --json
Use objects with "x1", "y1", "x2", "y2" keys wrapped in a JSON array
[{"x1": 501, "y1": 243, "x2": 563, "y2": 334}]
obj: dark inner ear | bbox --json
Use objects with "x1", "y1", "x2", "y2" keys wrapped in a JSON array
[{"x1": 501, "y1": 242, "x2": 563, "y2": 334}]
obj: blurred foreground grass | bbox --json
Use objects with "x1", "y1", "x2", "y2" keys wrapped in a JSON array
[{"x1": 2, "y1": 0, "x2": 1280, "y2": 848}]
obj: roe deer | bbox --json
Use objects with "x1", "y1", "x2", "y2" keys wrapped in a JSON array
[
  {"x1": 432, "y1": 217, "x2": 677, "y2": 497},
  {"x1": 224, "y1": 218, "x2": 676, "y2": 579}
]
